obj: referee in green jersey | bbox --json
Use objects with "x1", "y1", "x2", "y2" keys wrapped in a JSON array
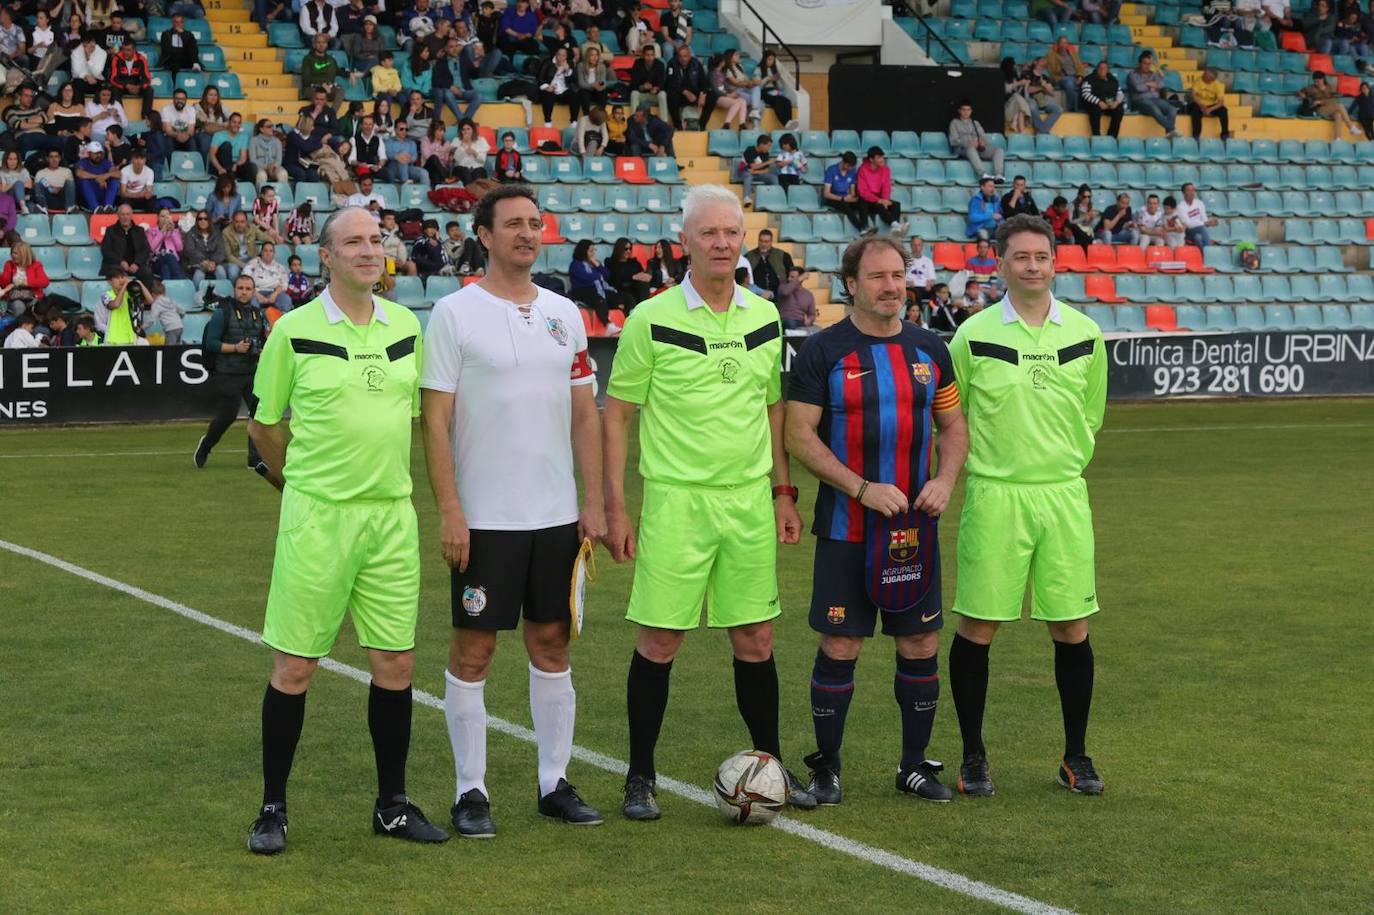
[
  {"x1": 243, "y1": 207, "x2": 449, "y2": 853},
  {"x1": 604, "y1": 184, "x2": 816, "y2": 820},
  {"x1": 947, "y1": 213, "x2": 1108, "y2": 798}
]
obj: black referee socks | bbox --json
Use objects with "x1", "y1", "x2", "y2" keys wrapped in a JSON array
[
  {"x1": 261, "y1": 684, "x2": 306, "y2": 807},
  {"x1": 1054, "y1": 637, "x2": 1094, "y2": 759},
  {"x1": 949, "y1": 634, "x2": 991, "y2": 760},
  {"x1": 733, "y1": 655, "x2": 782, "y2": 761},
  {"x1": 627, "y1": 651, "x2": 673, "y2": 781},
  {"x1": 368, "y1": 683, "x2": 413, "y2": 805}
]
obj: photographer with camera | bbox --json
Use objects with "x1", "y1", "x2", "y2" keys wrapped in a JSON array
[
  {"x1": 195, "y1": 274, "x2": 268, "y2": 472},
  {"x1": 97, "y1": 269, "x2": 150, "y2": 346}
]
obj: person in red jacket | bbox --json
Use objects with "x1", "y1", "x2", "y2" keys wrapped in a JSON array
[
  {"x1": 109, "y1": 42, "x2": 156, "y2": 120},
  {"x1": 0, "y1": 241, "x2": 51, "y2": 316},
  {"x1": 856, "y1": 146, "x2": 906, "y2": 236}
]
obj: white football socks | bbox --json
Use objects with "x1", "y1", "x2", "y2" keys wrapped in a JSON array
[
  {"x1": 529, "y1": 664, "x2": 575, "y2": 798},
  {"x1": 444, "y1": 670, "x2": 488, "y2": 801}
]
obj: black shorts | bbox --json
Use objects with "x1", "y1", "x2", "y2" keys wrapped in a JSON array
[
  {"x1": 451, "y1": 522, "x2": 580, "y2": 630},
  {"x1": 808, "y1": 536, "x2": 944, "y2": 638}
]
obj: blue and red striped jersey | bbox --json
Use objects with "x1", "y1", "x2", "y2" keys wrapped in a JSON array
[{"x1": 788, "y1": 317, "x2": 960, "y2": 543}]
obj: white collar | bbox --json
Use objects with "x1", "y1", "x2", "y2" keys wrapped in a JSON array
[
  {"x1": 322, "y1": 285, "x2": 390, "y2": 325},
  {"x1": 682, "y1": 270, "x2": 748, "y2": 310},
  {"x1": 1000, "y1": 294, "x2": 1062, "y2": 326}
]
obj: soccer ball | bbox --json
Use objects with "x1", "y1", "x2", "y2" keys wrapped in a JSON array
[{"x1": 713, "y1": 750, "x2": 787, "y2": 825}]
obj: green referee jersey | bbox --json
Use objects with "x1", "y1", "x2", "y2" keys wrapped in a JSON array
[
  {"x1": 607, "y1": 274, "x2": 782, "y2": 486},
  {"x1": 949, "y1": 296, "x2": 1106, "y2": 484},
  {"x1": 253, "y1": 290, "x2": 423, "y2": 503}
]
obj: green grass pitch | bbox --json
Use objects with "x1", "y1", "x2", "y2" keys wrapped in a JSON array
[{"x1": 2, "y1": 398, "x2": 1372, "y2": 914}]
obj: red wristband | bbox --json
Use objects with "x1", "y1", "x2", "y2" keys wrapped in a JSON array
[{"x1": 772, "y1": 485, "x2": 799, "y2": 501}]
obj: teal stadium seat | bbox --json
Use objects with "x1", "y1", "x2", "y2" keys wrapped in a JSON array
[
  {"x1": 1233, "y1": 305, "x2": 1265, "y2": 331},
  {"x1": 68, "y1": 246, "x2": 103, "y2": 280},
  {"x1": 426, "y1": 276, "x2": 460, "y2": 301},
  {"x1": 605, "y1": 185, "x2": 642, "y2": 212},
  {"x1": 34, "y1": 246, "x2": 69, "y2": 279},
  {"x1": 569, "y1": 185, "x2": 608, "y2": 213},
  {"x1": 804, "y1": 244, "x2": 840, "y2": 273},
  {"x1": 1263, "y1": 305, "x2": 1295, "y2": 329},
  {"x1": 584, "y1": 157, "x2": 617, "y2": 183},
  {"x1": 293, "y1": 244, "x2": 321, "y2": 276},
  {"x1": 1321, "y1": 305, "x2": 1353, "y2": 328},
  {"x1": 647, "y1": 157, "x2": 682, "y2": 183},
  {"x1": 1204, "y1": 306, "x2": 1238, "y2": 330},
  {"x1": 16, "y1": 215, "x2": 53, "y2": 246}
]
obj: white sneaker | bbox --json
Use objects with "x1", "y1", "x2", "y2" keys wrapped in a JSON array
[{"x1": 605, "y1": 321, "x2": 622, "y2": 335}]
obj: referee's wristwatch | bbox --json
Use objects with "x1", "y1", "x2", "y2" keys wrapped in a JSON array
[{"x1": 772, "y1": 485, "x2": 799, "y2": 501}]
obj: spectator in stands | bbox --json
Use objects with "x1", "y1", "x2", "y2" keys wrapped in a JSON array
[
  {"x1": 349, "y1": 115, "x2": 388, "y2": 175},
  {"x1": 499, "y1": 0, "x2": 540, "y2": 53},
  {"x1": 739, "y1": 133, "x2": 778, "y2": 207},
  {"x1": 568, "y1": 239, "x2": 621, "y2": 329},
  {"x1": 109, "y1": 40, "x2": 154, "y2": 120},
  {"x1": 603, "y1": 103, "x2": 630, "y2": 155},
  {"x1": 1299, "y1": 71, "x2": 1362, "y2": 137},
  {"x1": 252, "y1": 187, "x2": 283, "y2": 244},
  {"x1": 210, "y1": 112, "x2": 256, "y2": 183},
  {"x1": 1351, "y1": 82, "x2": 1374, "y2": 141},
  {"x1": 1096, "y1": 191, "x2": 1140, "y2": 244},
  {"x1": 1136, "y1": 193, "x2": 1169, "y2": 249},
  {"x1": 707, "y1": 53, "x2": 750, "y2": 129},
  {"x1": 1048, "y1": 36, "x2": 1086, "y2": 112},
  {"x1": 581, "y1": 22, "x2": 612, "y2": 60},
  {"x1": 435, "y1": 35, "x2": 482, "y2": 122},
  {"x1": 1128, "y1": 51, "x2": 1181, "y2": 137},
  {"x1": 966, "y1": 238, "x2": 998, "y2": 278},
  {"x1": 924, "y1": 283, "x2": 960, "y2": 334},
  {"x1": 664, "y1": 44, "x2": 710, "y2": 130},
  {"x1": 628, "y1": 102, "x2": 675, "y2": 155},
  {"x1": 1031, "y1": 0, "x2": 1075, "y2": 28},
  {"x1": 0, "y1": 150, "x2": 30, "y2": 215},
  {"x1": 381, "y1": 120, "x2": 426, "y2": 184},
  {"x1": 755, "y1": 49, "x2": 795, "y2": 129},
  {"x1": 539, "y1": 19, "x2": 578, "y2": 60},
  {"x1": 1304, "y1": 0, "x2": 1337, "y2": 52},
  {"x1": 143, "y1": 281, "x2": 183, "y2": 344},
  {"x1": 61, "y1": 118, "x2": 96, "y2": 169},
  {"x1": 243, "y1": 240, "x2": 294, "y2": 312},
  {"x1": 183, "y1": 210, "x2": 230, "y2": 287},
  {"x1": 1, "y1": 243, "x2": 48, "y2": 316},
  {"x1": 3, "y1": 311, "x2": 40, "y2": 347},
  {"x1": 99, "y1": 202, "x2": 152, "y2": 283},
  {"x1": 1189, "y1": 66, "x2": 1231, "y2": 139},
  {"x1": 150, "y1": 89, "x2": 197, "y2": 178},
  {"x1": 76, "y1": 142, "x2": 119, "y2": 213},
  {"x1": 0, "y1": 188, "x2": 16, "y2": 234},
  {"x1": 461, "y1": 31, "x2": 513, "y2": 79},
  {"x1": 1046, "y1": 193, "x2": 1089, "y2": 250},
  {"x1": 118, "y1": 148, "x2": 158, "y2": 212},
  {"x1": 962, "y1": 278, "x2": 987, "y2": 312},
  {"x1": 32, "y1": 149, "x2": 76, "y2": 213},
  {"x1": 72, "y1": 314, "x2": 101, "y2": 346},
  {"x1": 43, "y1": 307, "x2": 77, "y2": 347},
  {"x1": 286, "y1": 199, "x2": 317, "y2": 245},
  {"x1": 822, "y1": 151, "x2": 864, "y2": 233},
  {"x1": 1334, "y1": 9, "x2": 1368, "y2": 57},
  {"x1": 658, "y1": 0, "x2": 692, "y2": 57},
  {"x1": 774, "y1": 133, "x2": 807, "y2": 189},
  {"x1": 856, "y1": 146, "x2": 904, "y2": 235},
  {"x1": 408, "y1": 218, "x2": 446, "y2": 277},
  {"x1": 622, "y1": 1, "x2": 659, "y2": 57},
  {"x1": 1070, "y1": 183, "x2": 1098, "y2": 245},
  {"x1": 160, "y1": 13, "x2": 201, "y2": 77},
  {"x1": 948, "y1": 101, "x2": 1005, "y2": 181},
  {"x1": 1003, "y1": 58, "x2": 1037, "y2": 134},
  {"x1": 300, "y1": 0, "x2": 341, "y2": 48},
  {"x1": 905, "y1": 237, "x2": 936, "y2": 295},
  {"x1": 717, "y1": 50, "x2": 763, "y2": 127},
  {"x1": 223, "y1": 210, "x2": 268, "y2": 279},
  {"x1": 345, "y1": 15, "x2": 385, "y2": 73},
  {"x1": 1022, "y1": 57, "x2": 1064, "y2": 132},
  {"x1": 100, "y1": 268, "x2": 149, "y2": 344},
  {"x1": 444, "y1": 118, "x2": 486, "y2": 183},
  {"x1": 629, "y1": 43, "x2": 670, "y2": 118},
  {"x1": 7, "y1": 85, "x2": 60, "y2": 158},
  {"x1": 69, "y1": 33, "x2": 107, "y2": 103},
  {"x1": 537, "y1": 47, "x2": 581, "y2": 126},
  {"x1": 148, "y1": 207, "x2": 187, "y2": 279},
  {"x1": 287, "y1": 255, "x2": 313, "y2": 306},
  {"x1": 967, "y1": 175, "x2": 1004, "y2": 240},
  {"x1": 773, "y1": 266, "x2": 814, "y2": 330},
  {"x1": 86, "y1": 86, "x2": 128, "y2": 140},
  {"x1": 1001, "y1": 174, "x2": 1039, "y2": 218},
  {"x1": 168, "y1": 0, "x2": 208, "y2": 19},
  {"x1": 475, "y1": 0, "x2": 502, "y2": 50},
  {"x1": 302, "y1": 31, "x2": 343, "y2": 104},
  {"x1": 249, "y1": 120, "x2": 288, "y2": 189},
  {"x1": 394, "y1": 91, "x2": 429, "y2": 135},
  {"x1": 345, "y1": 173, "x2": 387, "y2": 216},
  {"x1": 368, "y1": 51, "x2": 405, "y2": 107},
  {"x1": 1079, "y1": 0, "x2": 1120, "y2": 25},
  {"x1": 607, "y1": 237, "x2": 652, "y2": 306},
  {"x1": 1178, "y1": 182, "x2": 1218, "y2": 248},
  {"x1": 1082, "y1": 61, "x2": 1125, "y2": 137},
  {"x1": 29, "y1": 10, "x2": 57, "y2": 79},
  {"x1": 49, "y1": 83, "x2": 87, "y2": 135},
  {"x1": 494, "y1": 131, "x2": 523, "y2": 181},
  {"x1": 444, "y1": 220, "x2": 486, "y2": 275},
  {"x1": 208, "y1": 174, "x2": 244, "y2": 228},
  {"x1": 577, "y1": 46, "x2": 612, "y2": 113},
  {"x1": 745, "y1": 227, "x2": 793, "y2": 298}
]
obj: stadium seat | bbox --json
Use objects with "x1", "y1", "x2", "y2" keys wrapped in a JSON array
[
  {"x1": 521, "y1": 156, "x2": 553, "y2": 184},
  {"x1": 1202, "y1": 275, "x2": 1241, "y2": 303},
  {"x1": 549, "y1": 157, "x2": 583, "y2": 183},
  {"x1": 1262, "y1": 305, "x2": 1295, "y2": 329},
  {"x1": 1085, "y1": 245, "x2": 1120, "y2": 273},
  {"x1": 171, "y1": 151, "x2": 209, "y2": 182},
  {"x1": 1172, "y1": 246, "x2": 1211, "y2": 273},
  {"x1": 647, "y1": 157, "x2": 682, "y2": 183},
  {"x1": 1145, "y1": 305, "x2": 1179, "y2": 332},
  {"x1": 1115, "y1": 305, "x2": 1147, "y2": 332},
  {"x1": 1321, "y1": 305, "x2": 1354, "y2": 328},
  {"x1": 426, "y1": 276, "x2": 460, "y2": 301},
  {"x1": 1290, "y1": 275, "x2": 1323, "y2": 302},
  {"x1": 787, "y1": 185, "x2": 822, "y2": 212},
  {"x1": 1084, "y1": 275, "x2": 1124, "y2": 303},
  {"x1": 1083, "y1": 305, "x2": 1118, "y2": 331},
  {"x1": 1204, "y1": 247, "x2": 1237, "y2": 273},
  {"x1": 67, "y1": 246, "x2": 103, "y2": 280},
  {"x1": 933, "y1": 242, "x2": 966, "y2": 271},
  {"x1": 643, "y1": 185, "x2": 677, "y2": 212},
  {"x1": 1231, "y1": 275, "x2": 1264, "y2": 302},
  {"x1": 1175, "y1": 305, "x2": 1206, "y2": 331},
  {"x1": 804, "y1": 244, "x2": 841, "y2": 273},
  {"x1": 780, "y1": 214, "x2": 817, "y2": 242},
  {"x1": 181, "y1": 312, "x2": 211, "y2": 345},
  {"x1": 34, "y1": 246, "x2": 69, "y2": 280},
  {"x1": 814, "y1": 213, "x2": 852, "y2": 243},
  {"x1": 1201, "y1": 305, "x2": 1236, "y2": 331},
  {"x1": 1293, "y1": 304, "x2": 1325, "y2": 329},
  {"x1": 603, "y1": 186, "x2": 640, "y2": 213},
  {"x1": 1351, "y1": 304, "x2": 1374, "y2": 328},
  {"x1": 390, "y1": 275, "x2": 424, "y2": 308},
  {"x1": 1055, "y1": 245, "x2": 1088, "y2": 272},
  {"x1": 892, "y1": 131, "x2": 922, "y2": 159},
  {"x1": 1314, "y1": 247, "x2": 1352, "y2": 273},
  {"x1": 1113, "y1": 274, "x2": 1146, "y2": 301},
  {"x1": 568, "y1": 186, "x2": 609, "y2": 213},
  {"x1": 294, "y1": 244, "x2": 321, "y2": 276},
  {"x1": 754, "y1": 185, "x2": 790, "y2": 212},
  {"x1": 16, "y1": 215, "x2": 53, "y2": 247},
  {"x1": 541, "y1": 213, "x2": 568, "y2": 244},
  {"x1": 626, "y1": 214, "x2": 660, "y2": 243},
  {"x1": 579, "y1": 157, "x2": 613, "y2": 183}
]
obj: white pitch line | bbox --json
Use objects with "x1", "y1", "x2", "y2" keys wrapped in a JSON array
[{"x1": 1, "y1": 538, "x2": 1071, "y2": 915}]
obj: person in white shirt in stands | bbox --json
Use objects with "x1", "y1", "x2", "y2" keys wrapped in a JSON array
[
  {"x1": 1178, "y1": 182, "x2": 1218, "y2": 248},
  {"x1": 69, "y1": 33, "x2": 108, "y2": 103},
  {"x1": 86, "y1": 85, "x2": 128, "y2": 139},
  {"x1": 344, "y1": 173, "x2": 387, "y2": 217},
  {"x1": 905, "y1": 236, "x2": 936, "y2": 294},
  {"x1": 1135, "y1": 193, "x2": 1167, "y2": 249},
  {"x1": 119, "y1": 148, "x2": 158, "y2": 211},
  {"x1": 300, "y1": 0, "x2": 341, "y2": 49},
  {"x1": 3, "y1": 311, "x2": 41, "y2": 348}
]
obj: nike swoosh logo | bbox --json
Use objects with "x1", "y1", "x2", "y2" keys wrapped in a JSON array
[
  {"x1": 381, "y1": 815, "x2": 407, "y2": 830},
  {"x1": 846, "y1": 370, "x2": 871, "y2": 379},
  {"x1": 921, "y1": 609, "x2": 941, "y2": 623}
]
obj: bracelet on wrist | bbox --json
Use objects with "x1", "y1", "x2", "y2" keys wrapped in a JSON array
[{"x1": 856, "y1": 480, "x2": 869, "y2": 502}]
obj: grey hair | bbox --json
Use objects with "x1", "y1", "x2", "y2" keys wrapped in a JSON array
[
  {"x1": 318, "y1": 206, "x2": 376, "y2": 252},
  {"x1": 681, "y1": 184, "x2": 743, "y2": 230}
]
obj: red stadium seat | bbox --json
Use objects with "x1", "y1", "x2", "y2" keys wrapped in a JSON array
[
  {"x1": 1146, "y1": 305, "x2": 1178, "y2": 332},
  {"x1": 640, "y1": 9, "x2": 661, "y2": 30},
  {"x1": 579, "y1": 307, "x2": 606, "y2": 336},
  {"x1": 1366, "y1": 218, "x2": 1374, "y2": 240},
  {"x1": 608, "y1": 309, "x2": 627, "y2": 326},
  {"x1": 529, "y1": 126, "x2": 566, "y2": 153},
  {"x1": 616, "y1": 157, "x2": 652, "y2": 184},
  {"x1": 1172, "y1": 245, "x2": 1212, "y2": 273},
  {"x1": 1055, "y1": 244, "x2": 1088, "y2": 271},
  {"x1": 933, "y1": 242, "x2": 965, "y2": 270},
  {"x1": 1085, "y1": 244, "x2": 1121, "y2": 272},
  {"x1": 611, "y1": 55, "x2": 635, "y2": 80},
  {"x1": 1115, "y1": 246, "x2": 1152, "y2": 272},
  {"x1": 1337, "y1": 75, "x2": 1361, "y2": 96},
  {"x1": 541, "y1": 212, "x2": 567, "y2": 243},
  {"x1": 642, "y1": 0, "x2": 669, "y2": 8},
  {"x1": 479, "y1": 125, "x2": 498, "y2": 149},
  {"x1": 89, "y1": 212, "x2": 156, "y2": 243},
  {"x1": 1084, "y1": 275, "x2": 1125, "y2": 303},
  {"x1": 1280, "y1": 31, "x2": 1306, "y2": 52},
  {"x1": 1307, "y1": 52, "x2": 1333, "y2": 72},
  {"x1": 632, "y1": 243, "x2": 653, "y2": 264},
  {"x1": 462, "y1": 275, "x2": 482, "y2": 286},
  {"x1": 1145, "y1": 245, "x2": 1176, "y2": 269}
]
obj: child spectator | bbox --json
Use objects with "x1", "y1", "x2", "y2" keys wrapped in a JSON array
[
  {"x1": 146, "y1": 279, "x2": 186, "y2": 344},
  {"x1": 75, "y1": 314, "x2": 102, "y2": 346},
  {"x1": 444, "y1": 221, "x2": 485, "y2": 275},
  {"x1": 287, "y1": 255, "x2": 314, "y2": 306},
  {"x1": 495, "y1": 131, "x2": 523, "y2": 182},
  {"x1": 286, "y1": 199, "x2": 317, "y2": 244},
  {"x1": 774, "y1": 133, "x2": 807, "y2": 189}
]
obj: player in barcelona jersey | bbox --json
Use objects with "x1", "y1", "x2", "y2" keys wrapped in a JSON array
[
  {"x1": 786, "y1": 235, "x2": 968, "y2": 805},
  {"x1": 421, "y1": 185, "x2": 605, "y2": 838},
  {"x1": 604, "y1": 184, "x2": 816, "y2": 821},
  {"x1": 947, "y1": 213, "x2": 1108, "y2": 798},
  {"x1": 244, "y1": 207, "x2": 449, "y2": 854}
]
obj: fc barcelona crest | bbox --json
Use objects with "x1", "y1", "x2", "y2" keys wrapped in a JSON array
[
  {"x1": 827, "y1": 606, "x2": 846, "y2": 625},
  {"x1": 889, "y1": 528, "x2": 920, "y2": 564},
  {"x1": 912, "y1": 362, "x2": 932, "y2": 385}
]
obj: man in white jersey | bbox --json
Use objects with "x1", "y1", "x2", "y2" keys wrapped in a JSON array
[{"x1": 420, "y1": 184, "x2": 606, "y2": 839}]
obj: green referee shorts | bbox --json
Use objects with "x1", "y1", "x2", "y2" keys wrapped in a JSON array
[
  {"x1": 262, "y1": 486, "x2": 421, "y2": 658},
  {"x1": 952, "y1": 476, "x2": 1100, "y2": 624},
  {"x1": 626, "y1": 477, "x2": 781, "y2": 631}
]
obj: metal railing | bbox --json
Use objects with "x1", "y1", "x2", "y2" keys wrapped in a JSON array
[
  {"x1": 728, "y1": 0, "x2": 804, "y2": 88},
  {"x1": 892, "y1": 0, "x2": 966, "y2": 67}
]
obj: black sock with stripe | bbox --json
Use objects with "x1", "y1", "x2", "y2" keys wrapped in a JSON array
[
  {"x1": 810, "y1": 649, "x2": 857, "y2": 771},
  {"x1": 895, "y1": 654, "x2": 939, "y2": 769}
]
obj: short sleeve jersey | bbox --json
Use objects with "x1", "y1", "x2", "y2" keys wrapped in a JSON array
[
  {"x1": 419, "y1": 283, "x2": 594, "y2": 530},
  {"x1": 252, "y1": 290, "x2": 424, "y2": 503},
  {"x1": 789, "y1": 317, "x2": 960, "y2": 542},
  {"x1": 948, "y1": 296, "x2": 1106, "y2": 485},
  {"x1": 824, "y1": 163, "x2": 857, "y2": 196},
  {"x1": 607, "y1": 275, "x2": 782, "y2": 487}
]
